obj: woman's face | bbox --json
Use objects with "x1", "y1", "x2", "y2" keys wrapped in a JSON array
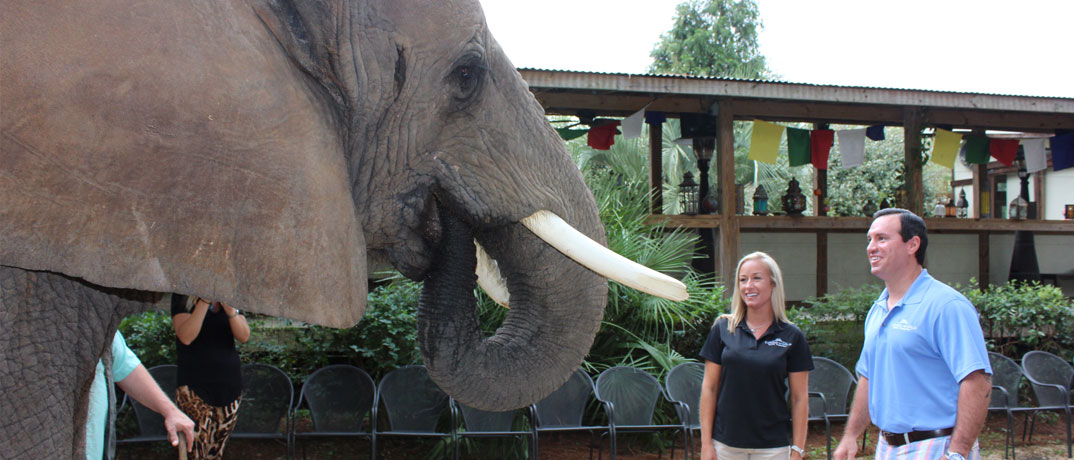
[{"x1": 738, "y1": 259, "x2": 774, "y2": 312}]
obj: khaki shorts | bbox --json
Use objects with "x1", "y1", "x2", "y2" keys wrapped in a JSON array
[{"x1": 714, "y1": 440, "x2": 791, "y2": 460}]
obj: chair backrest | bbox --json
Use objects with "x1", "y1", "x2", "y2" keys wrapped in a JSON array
[
  {"x1": 808, "y1": 357, "x2": 855, "y2": 417},
  {"x1": 1021, "y1": 350, "x2": 1074, "y2": 406},
  {"x1": 299, "y1": 365, "x2": 375, "y2": 433},
  {"x1": 130, "y1": 364, "x2": 178, "y2": 437},
  {"x1": 456, "y1": 400, "x2": 520, "y2": 432},
  {"x1": 988, "y1": 352, "x2": 1025, "y2": 409},
  {"x1": 595, "y1": 366, "x2": 663, "y2": 426},
  {"x1": 234, "y1": 363, "x2": 294, "y2": 435},
  {"x1": 376, "y1": 365, "x2": 449, "y2": 433},
  {"x1": 534, "y1": 368, "x2": 594, "y2": 429},
  {"x1": 665, "y1": 362, "x2": 704, "y2": 429}
]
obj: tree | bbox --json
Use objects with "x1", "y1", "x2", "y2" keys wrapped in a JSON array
[{"x1": 649, "y1": 0, "x2": 771, "y2": 79}]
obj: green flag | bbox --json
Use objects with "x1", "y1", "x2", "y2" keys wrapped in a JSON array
[
  {"x1": 964, "y1": 135, "x2": 990, "y2": 164},
  {"x1": 787, "y1": 127, "x2": 811, "y2": 166}
]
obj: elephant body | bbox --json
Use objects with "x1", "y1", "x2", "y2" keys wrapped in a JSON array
[{"x1": 1, "y1": 1, "x2": 610, "y2": 457}]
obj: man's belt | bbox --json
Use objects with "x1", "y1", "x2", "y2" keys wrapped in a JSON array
[{"x1": 880, "y1": 428, "x2": 954, "y2": 446}]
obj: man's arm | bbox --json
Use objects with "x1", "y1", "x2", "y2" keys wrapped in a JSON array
[
  {"x1": 116, "y1": 364, "x2": 195, "y2": 452},
  {"x1": 947, "y1": 370, "x2": 991, "y2": 457},
  {"x1": 833, "y1": 376, "x2": 870, "y2": 460}
]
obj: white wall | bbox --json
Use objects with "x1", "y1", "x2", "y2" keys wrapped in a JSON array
[{"x1": 741, "y1": 231, "x2": 1074, "y2": 301}]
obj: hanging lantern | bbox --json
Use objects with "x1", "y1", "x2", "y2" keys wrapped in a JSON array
[
  {"x1": 679, "y1": 171, "x2": 699, "y2": 216},
  {"x1": 1008, "y1": 152, "x2": 1030, "y2": 220},
  {"x1": 956, "y1": 189, "x2": 969, "y2": 218},
  {"x1": 933, "y1": 200, "x2": 947, "y2": 218},
  {"x1": 752, "y1": 185, "x2": 768, "y2": 215}
]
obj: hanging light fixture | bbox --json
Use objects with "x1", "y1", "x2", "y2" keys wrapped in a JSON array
[
  {"x1": 679, "y1": 171, "x2": 699, "y2": 216},
  {"x1": 1008, "y1": 151, "x2": 1029, "y2": 220}
]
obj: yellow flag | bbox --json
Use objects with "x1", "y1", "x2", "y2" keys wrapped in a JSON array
[
  {"x1": 748, "y1": 120, "x2": 785, "y2": 164},
  {"x1": 931, "y1": 128, "x2": 963, "y2": 169}
]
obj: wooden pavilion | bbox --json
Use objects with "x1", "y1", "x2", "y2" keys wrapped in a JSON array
[{"x1": 519, "y1": 69, "x2": 1074, "y2": 298}]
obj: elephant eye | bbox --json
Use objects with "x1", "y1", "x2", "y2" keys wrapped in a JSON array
[{"x1": 451, "y1": 59, "x2": 486, "y2": 105}]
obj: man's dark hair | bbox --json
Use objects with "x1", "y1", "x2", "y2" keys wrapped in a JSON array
[{"x1": 873, "y1": 208, "x2": 928, "y2": 265}]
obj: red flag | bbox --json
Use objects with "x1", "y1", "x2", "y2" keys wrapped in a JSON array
[
  {"x1": 811, "y1": 129, "x2": 834, "y2": 170},
  {"x1": 587, "y1": 121, "x2": 620, "y2": 150},
  {"x1": 989, "y1": 139, "x2": 1019, "y2": 166}
]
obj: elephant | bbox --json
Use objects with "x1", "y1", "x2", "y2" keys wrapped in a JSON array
[{"x1": 0, "y1": 0, "x2": 686, "y2": 457}]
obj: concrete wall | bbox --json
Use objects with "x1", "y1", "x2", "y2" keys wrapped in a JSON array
[{"x1": 742, "y1": 231, "x2": 1074, "y2": 301}]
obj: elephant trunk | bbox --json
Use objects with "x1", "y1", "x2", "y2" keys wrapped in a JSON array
[{"x1": 417, "y1": 205, "x2": 605, "y2": 411}]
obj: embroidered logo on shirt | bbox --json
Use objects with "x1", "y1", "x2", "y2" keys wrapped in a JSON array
[
  {"x1": 765, "y1": 338, "x2": 792, "y2": 348},
  {"x1": 891, "y1": 319, "x2": 917, "y2": 331}
]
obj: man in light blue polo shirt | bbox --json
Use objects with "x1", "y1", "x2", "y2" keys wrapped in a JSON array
[
  {"x1": 85, "y1": 331, "x2": 194, "y2": 459},
  {"x1": 834, "y1": 209, "x2": 992, "y2": 460}
]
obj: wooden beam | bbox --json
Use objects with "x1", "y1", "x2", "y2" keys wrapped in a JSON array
[
  {"x1": 926, "y1": 108, "x2": 1074, "y2": 133},
  {"x1": 649, "y1": 122, "x2": 663, "y2": 214},
  {"x1": 813, "y1": 122, "x2": 829, "y2": 216},
  {"x1": 817, "y1": 232, "x2": 828, "y2": 297},
  {"x1": 904, "y1": 108, "x2": 925, "y2": 215},
  {"x1": 717, "y1": 101, "x2": 739, "y2": 288},
  {"x1": 646, "y1": 214, "x2": 1074, "y2": 234},
  {"x1": 979, "y1": 232, "x2": 990, "y2": 289}
]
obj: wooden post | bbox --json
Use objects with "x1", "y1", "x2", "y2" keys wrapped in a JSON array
[
  {"x1": 813, "y1": 122, "x2": 829, "y2": 217},
  {"x1": 903, "y1": 108, "x2": 924, "y2": 215},
  {"x1": 972, "y1": 164, "x2": 987, "y2": 218},
  {"x1": 717, "y1": 101, "x2": 739, "y2": 290},
  {"x1": 649, "y1": 122, "x2": 663, "y2": 214},
  {"x1": 978, "y1": 232, "x2": 989, "y2": 289},
  {"x1": 816, "y1": 232, "x2": 828, "y2": 297}
]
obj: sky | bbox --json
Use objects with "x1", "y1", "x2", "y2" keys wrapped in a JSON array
[{"x1": 480, "y1": 0, "x2": 1074, "y2": 98}]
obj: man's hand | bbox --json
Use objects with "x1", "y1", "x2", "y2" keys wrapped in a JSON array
[
  {"x1": 832, "y1": 437, "x2": 858, "y2": 460},
  {"x1": 164, "y1": 406, "x2": 195, "y2": 452},
  {"x1": 699, "y1": 442, "x2": 717, "y2": 460}
]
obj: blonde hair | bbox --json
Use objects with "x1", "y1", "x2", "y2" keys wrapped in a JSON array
[{"x1": 719, "y1": 251, "x2": 789, "y2": 333}]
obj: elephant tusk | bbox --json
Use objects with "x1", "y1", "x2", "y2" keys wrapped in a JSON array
[
  {"x1": 521, "y1": 210, "x2": 689, "y2": 302},
  {"x1": 475, "y1": 241, "x2": 511, "y2": 308}
]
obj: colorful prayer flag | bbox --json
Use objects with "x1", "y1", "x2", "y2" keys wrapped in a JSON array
[
  {"x1": 811, "y1": 129, "x2": 834, "y2": 170},
  {"x1": 963, "y1": 135, "x2": 990, "y2": 164},
  {"x1": 866, "y1": 125, "x2": 886, "y2": 141},
  {"x1": 930, "y1": 128, "x2": 962, "y2": 169},
  {"x1": 748, "y1": 120, "x2": 785, "y2": 164},
  {"x1": 621, "y1": 107, "x2": 645, "y2": 139},
  {"x1": 1023, "y1": 138, "x2": 1048, "y2": 173},
  {"x1": 837, "y1": 128, "x2": 867, "y2": 168},
  {"x1": 587, "y1": 121, "x2": 620, "y2": 150},
  {"x1": 989, "y1": 139, "x2": 1019, "y2": 166},
  {"x1": 1051, "y1": 133, "x2": 1074, "y2": 171},
  {"x1": 787, "y1": 128, "x2": 811, "y2": 167}
]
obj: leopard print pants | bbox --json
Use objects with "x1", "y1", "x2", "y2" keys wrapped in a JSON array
[{"x1": 175, "y1": 385, "x2": 241, "y2": 460}]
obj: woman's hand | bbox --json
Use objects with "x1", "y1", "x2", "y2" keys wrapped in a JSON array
[
  {"x1": 700, "y1": 442, "x2": 717, "y2": 460},
  {"x1": 791, "y1": 447, "x2": 804, "y2": 460}
]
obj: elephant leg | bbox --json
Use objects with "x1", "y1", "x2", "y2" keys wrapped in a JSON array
[{"x1": 0, "y1": 266, "x2": 150, "y2": 459}]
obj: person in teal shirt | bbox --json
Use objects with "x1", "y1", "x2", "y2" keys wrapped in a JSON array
[{"x1": 85, "y1": 331, "x2": 195, "y2": 460}]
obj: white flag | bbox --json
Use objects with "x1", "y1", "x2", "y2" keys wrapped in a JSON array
[
  {"x1": 837, "y1": 128, "x2": 867, "y2": 168},
  {"x1": 1023, "y1": 138, "x2": 1048, "y2": 173},
  {"x1": 621, "y1": 107, "x2": 646, "y2": 139}
]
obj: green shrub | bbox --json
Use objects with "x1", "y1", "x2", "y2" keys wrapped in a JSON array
[
  {"x1": 118, "y1": 308, "x2": 176, "y2": 369},
  {"x1": 961, "y1": 279, "x2": 1074, "y2": 358},
  {"x1": 798, "y1": 284, "x2": 883, "y2": 370}
]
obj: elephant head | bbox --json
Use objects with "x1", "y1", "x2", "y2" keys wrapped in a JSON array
[{"x1": 0, "y1": 0, "x2": 684, "y2": 412}]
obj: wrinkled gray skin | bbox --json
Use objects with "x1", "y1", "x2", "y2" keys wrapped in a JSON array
[{"x1": 0, "y1": 0, "x2": 608, "y2": 457}]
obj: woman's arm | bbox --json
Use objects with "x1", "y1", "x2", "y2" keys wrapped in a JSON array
[
  {"x1": 699, "y1": 360, "x2": 722, "y2": 460},
  {"x1": 788, "y1": 370, "x2": 810, "y2": 460},
  {"x1": 172, "y1": 298, "x2": 211, "y2": 345},
  {"x1": 218, "y1": 301, "x2": 251, "y2": 343}
]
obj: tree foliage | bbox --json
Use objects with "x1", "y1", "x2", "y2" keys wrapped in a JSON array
[{"x1": 649, "y1": 0, "x2": 771, "y2": 79}]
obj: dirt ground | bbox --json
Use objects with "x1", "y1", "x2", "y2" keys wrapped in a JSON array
[{"x1": 117, "y1": 412, "x2": 1072, "y2": 459}]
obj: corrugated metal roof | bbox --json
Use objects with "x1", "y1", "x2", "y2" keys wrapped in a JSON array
[{"x1": 518, "y1": 68, "x2": 1074, "y2": 114}]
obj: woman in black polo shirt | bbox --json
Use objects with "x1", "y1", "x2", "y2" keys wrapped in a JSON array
[
  {"x1": 698, "y1": 252, "x2": 813, "y2": 460},
  {"x1": 172, "y1": 294, "x2": 251, "y2": 459}
]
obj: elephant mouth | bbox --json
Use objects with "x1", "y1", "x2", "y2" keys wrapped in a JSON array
[{"x1": 414, "y1": 202, "x2": 687, "y2": 410}]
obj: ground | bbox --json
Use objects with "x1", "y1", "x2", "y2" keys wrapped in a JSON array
[{"x1": 117, "y1": 412, "x2": 1071, "y2": 459}]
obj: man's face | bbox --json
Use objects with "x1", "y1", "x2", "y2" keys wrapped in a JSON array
[{"x1": 866, "y1": 214, "x2": 919, "y2": 281}]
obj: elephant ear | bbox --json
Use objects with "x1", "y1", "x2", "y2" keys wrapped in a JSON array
[{"x1": 0, "y1": 0, "x2": 366, "y2": 327}]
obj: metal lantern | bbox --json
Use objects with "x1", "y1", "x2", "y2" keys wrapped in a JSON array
[
  {"x1": 781, "y1": 177, "x2": 807, "y2": 217},
  {"x1": 944, "y1": 198, "x2": 958, "y2": 218},
  {"x1": 933, "y1": 200, "x2": 947, "y2": 218},
  {"x1": 956, "y1": 189, "x2": 969, "y2": 218},
  {"x1": 679, "y1": 171, "x2": 699, "y2": 215},
  {"x1": 752, "y1": 185, "x2": 768, "y2": 215}
]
